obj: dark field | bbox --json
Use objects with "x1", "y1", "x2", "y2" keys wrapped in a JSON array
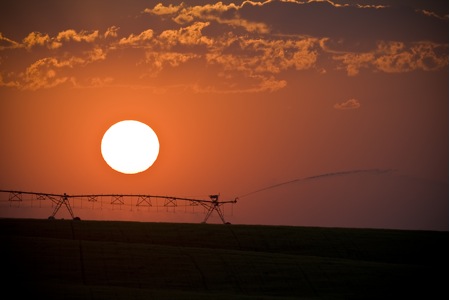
[{"x1": 1, "y1": 218, "x2": 447, "y2": 299}]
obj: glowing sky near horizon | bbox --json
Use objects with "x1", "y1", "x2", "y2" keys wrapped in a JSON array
[{"x1": 0, "y1": 0, "x2": 448, "y2": 230}]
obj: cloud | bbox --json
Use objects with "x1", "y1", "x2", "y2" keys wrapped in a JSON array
[
  {"x1": 0, "y1": 1, "x2": 447, "y2": 92},
  {"x1": 144, "y1": 2, "x2": 269, "y2": 34},
  {"x1": 88, "y1": 77, "x2": 114, "y2": 87},
  {"x1": 205, "y1": 36, "x2": 320, "y2": 77},
  {"x1": 55, "y1": 29, "x2": 99, "y2": 43},
  {"x1": 374, "y1": 41, "x2": 449, "y2": 73},
  {"x1": 143, "y1": 51, "x2": 200, "y2": 74},
  {"x1": 145, "y1": 3, "x2": 182, "y2": 16},
  {"x1": 51, "y1": 30, "x2": 99, "y2": 49},
  {"x1": 0, "y1": 33, "x2": 21, "y2": 49},
  {"x1": 87, "y1": 47, "x2": 107, "y2": 62},
  {"x1": 417, "y1": 9, "x2": 448, "y2": 20},
  {"x1": 21, "y1": 57, "x2": 72, "y2": 90},
  {"x1": 157, "y1": 22, "x2": 213, "y2": 48},
  {"x1": 332, "y1": 41, "x2": 448, "y2": 76},
  {"x1": 22, "y1": 32, "x2": 51, "y2": 49},
  {"x1": 104, "y1": 26, "x2": 120, "y2": 38},
  {"x1": 0, "y1": 73, "x2": 19, "y2": 88},
  {"x1": 334, "y1": 99, "x2": 361, "y2": 110},
  {"x1": 119, "y1": 29, "x2": 154, "y2": 46},
  {"x1": 2, "y1": 22, "x2": 447, "y2": 91},
  {"x1": 8, "y1": 29, "x2": 101, "y2": 50}
]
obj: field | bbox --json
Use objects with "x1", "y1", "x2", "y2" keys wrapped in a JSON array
[{"x1": 1, "y1": 218, "x2": 447, "y2": 299}]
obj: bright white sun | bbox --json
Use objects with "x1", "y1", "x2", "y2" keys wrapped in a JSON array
[{"x1": 101, "y1": 120, "x2": 160, "y2": 174}]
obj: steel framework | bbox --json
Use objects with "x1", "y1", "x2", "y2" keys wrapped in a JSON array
[{"x1": 0, "y1": 190, "x2": 237, "y2": 224}]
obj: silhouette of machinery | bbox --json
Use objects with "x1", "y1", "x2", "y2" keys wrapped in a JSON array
[{"x1": 0, "y1": 190, "x2": 237, "y2": 224}]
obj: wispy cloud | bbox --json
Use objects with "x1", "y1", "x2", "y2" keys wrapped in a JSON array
[
  {"x1": 334, "y1": 99, "x2": 361, "y2": 110},
  {"x1": 417, "y1": 9, "x2": 448, "y2": 20},
  {"x1": 0, "y1": 33, "x2": 20, "y2": 49}
]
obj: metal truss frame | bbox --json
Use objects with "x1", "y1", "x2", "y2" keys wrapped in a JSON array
[{"x1": 0, "y1": 190, "x2": 237, "y2": 224}]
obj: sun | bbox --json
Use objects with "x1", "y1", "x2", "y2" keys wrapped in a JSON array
[{"x1": 101, "y1": 120, "x2": 160, "y2": 174}]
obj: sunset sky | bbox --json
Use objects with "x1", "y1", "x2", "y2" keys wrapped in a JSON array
[{"x1": 0, "y1": 0, "x2": 448, "y2": 230}]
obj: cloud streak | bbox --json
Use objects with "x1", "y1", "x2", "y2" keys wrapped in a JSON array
[{"x1": 334, "y1": 99, "x2": 361, "y2": 110}]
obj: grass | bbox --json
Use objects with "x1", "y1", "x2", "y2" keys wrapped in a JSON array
[{"x1": 1, "y1": 218, "x2": 447, "y2": 299}]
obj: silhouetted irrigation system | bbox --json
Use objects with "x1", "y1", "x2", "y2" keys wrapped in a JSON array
[
  {"x1": 0, "y1": 168, "x2": 393, "y2": 224},
  {"x1": 0, "y1": 191, "x2": 237, "y2": 224}
]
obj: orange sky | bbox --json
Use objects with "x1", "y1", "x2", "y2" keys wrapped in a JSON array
[{"x1": 0, "y1": 0, "x2": 448, "y2": 230}]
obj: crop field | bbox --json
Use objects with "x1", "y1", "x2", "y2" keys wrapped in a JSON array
[{"x1": 1, "y1": 218, "x2": 447, "y2": 299}]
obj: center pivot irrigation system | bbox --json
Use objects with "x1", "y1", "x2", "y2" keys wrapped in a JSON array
[
  {"x1": 0, "y1": 190, "x2": 237, "y2": 224},
  {"x1": 0, "y1": 169, "x2": 393, "y2": 224}
]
